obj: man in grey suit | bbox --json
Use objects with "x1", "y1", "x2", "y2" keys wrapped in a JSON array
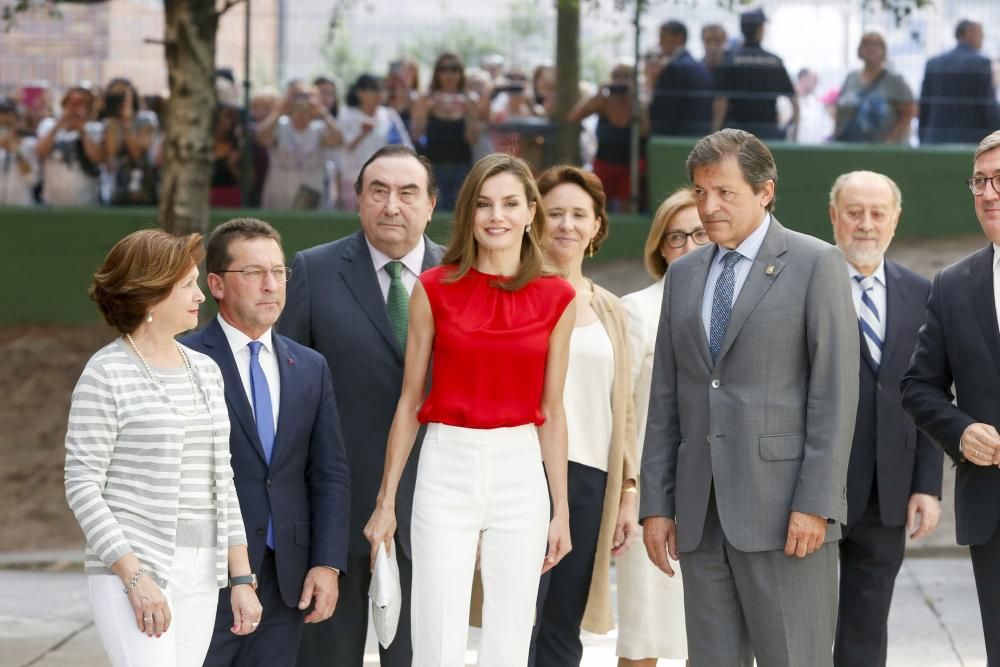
[
  {"x1": 278, "y1": 145, "x2": 444, "y2": 667},
  {"x1": 640, "y1": 129, "x2": 859, "y2": 666}
]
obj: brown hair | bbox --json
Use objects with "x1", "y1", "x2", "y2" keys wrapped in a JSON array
[
  {"x1": 644, "y1": 188, "x2": 698, "y2": 279},
  {"x1": 90, "y1": 229, "x2": 204, "y2": 333},
  {"x1": 536, "y1": 164, "x2": 610, "y2": 254},
  {"x1": 206, "y1": 217, "x2": 283, "y2": 276},
  {"x1": 430, "y1": 52, "x2": 466, "y2": 93},
  {"x1": 442, "y1": 153, "x2": 547, "y2": 291},
  {"x1": 686, "y1": 128, "x2": 778, "y2": 212}
]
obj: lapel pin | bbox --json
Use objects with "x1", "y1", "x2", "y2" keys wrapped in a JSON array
[
  {"x1": 765, "y1": 265, "x2": 775, "y2": 275},
  {"x1": 287, "y1": 358, "x2": 295, "y2": 365}
]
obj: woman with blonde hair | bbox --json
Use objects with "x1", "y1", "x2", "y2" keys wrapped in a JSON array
[
  {"x1": 528, "y1": 164, "x2": 639, "y2": 666},
  {"x1": 65, "y1": 229, "x2": 260, "y2": 666},
  {"x1": 617, "y1": 188, "x2": 706, "y2": 666},
  {"x1": 364, "y1": 153, "x2": 576, "y2": 666}
]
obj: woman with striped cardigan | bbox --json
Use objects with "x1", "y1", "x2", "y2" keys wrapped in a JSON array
[{"x1": 64, "y1": 229, "x2": 261, "y2": 666}]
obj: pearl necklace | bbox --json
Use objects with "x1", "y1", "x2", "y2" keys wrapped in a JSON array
[{"x1": 125, "y1": 334, "x2": 201, "y2": 417}]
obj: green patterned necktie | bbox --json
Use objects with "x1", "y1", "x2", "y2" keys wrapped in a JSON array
[{"x1": 386, "y1": 261, "x2": 408, "y2": 351}]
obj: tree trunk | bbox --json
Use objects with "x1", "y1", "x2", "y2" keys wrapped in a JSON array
[
  {"x1": 554, "y1": 0, "x2": 580, "y2": 165},
  {"x1": 158, "y1": 0, "x2": 219, "y2": 234}
]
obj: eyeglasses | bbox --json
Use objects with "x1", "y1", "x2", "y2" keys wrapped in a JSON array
[
  {"x1": 966, "y1": 175, "x2": 1000, "y2": 196},
  {"x1": 217, "y1": 266, "x2": 292, "y2": 283},
  {"x1": 663, "y1": 229, "x2": 710, "y2": 248}
]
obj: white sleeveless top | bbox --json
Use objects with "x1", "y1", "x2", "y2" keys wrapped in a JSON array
[{"x1": 565, "y1": 320, "x2": 615, "y2": 472}]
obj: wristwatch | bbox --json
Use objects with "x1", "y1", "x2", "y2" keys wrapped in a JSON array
[{"x1": 229, "y1": 573, "x2": 258, "y2": 590}]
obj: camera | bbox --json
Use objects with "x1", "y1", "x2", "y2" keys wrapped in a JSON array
[{"x1": 104, "y1": 92, "x2": 126, "y2": 118}]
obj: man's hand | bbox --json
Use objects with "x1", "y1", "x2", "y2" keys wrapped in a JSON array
[
  {"x1": 642, "y1": 516, "x2": 678, "y2": 577},
  {"x1": 298, "y1": 566, "x2": 340, "y2": 623},
  {"x1": 961, "y1": 423, "x2": 1000, "y2": 466},
  {"x1": 907, "y1": 493, "x2": 941, "y2": 540},
  {"x1": 784, "y1": 511, "x2": 826, "y2": 558}
]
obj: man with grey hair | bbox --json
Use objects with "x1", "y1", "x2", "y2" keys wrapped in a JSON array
[
  {"x1": 829, "y1": 171, "x2": 942, "y2": 667},
  {"x1": 902, "y1": 130, "x2": 1000, "y2": 664},
  {"x1": 640, "y1": 128, "x2": 858, "y2": 666}
]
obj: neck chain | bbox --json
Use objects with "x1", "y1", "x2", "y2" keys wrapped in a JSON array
[{"x1": 125, "y1": 334, "x2": 201, "y2": 417}]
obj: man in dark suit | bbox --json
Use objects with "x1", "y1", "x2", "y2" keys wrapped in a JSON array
[
  {"x1": 186, "y1": 218, "x2": 351, "y2": 667},
  {"x1": 919, "y1": 20, "x2": 1000, "y2": 145},
  {"x1": 828, "y1": 171, "x2": 943, "y2": 667},
  {"x1": 279, "y1": 145, "x2": 444, "y2": 667},
  {"x1": 902, "y1": 130, "x2": 1000, "y2": 666},
  {"x1": 649, "y1": 20, "x2": 714, "y2": 137}
]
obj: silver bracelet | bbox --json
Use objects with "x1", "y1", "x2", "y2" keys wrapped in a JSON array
[{"x1": 122, "y1": 568, "x2": 146, "y2": 595}]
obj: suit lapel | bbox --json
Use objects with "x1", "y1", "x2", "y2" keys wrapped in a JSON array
[
  {"x1": 969, "y1": 245, "x2": 1000, "y2": 376},
  {"x1": 270, "y1": 333, "x2": 295, "y2": 469},
  {"x1": 339, "y1": 231, "x2": 402, "y2": 359},
  {"x1": 203, "y1": 319, "x2": 268, "y2": 464},
  {"x1": 684, "y1": 246, "x2": 714, "y2": 368},
  {"x1": 714, "y1": 219, "x2": 788, "y2": 364},
  {"x1": 877, "y1": 261, "x2": 904, "y2": 376}
]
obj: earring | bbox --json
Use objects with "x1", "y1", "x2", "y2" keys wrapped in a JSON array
[
  {"x1": 146, "y1": 312, "x2": 153, "y2": 323},
  {"x1": 588, "y1": 239, "x2": 595, "y2": 258},
  {"x1": 525, "y1": 224, "x2": 531, "y2": 234}
]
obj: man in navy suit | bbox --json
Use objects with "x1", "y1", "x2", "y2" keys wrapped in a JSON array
[
  {"x1": 279, "y1": 145, "x2": 444, "y2": 667},
  {"x1": 185, "y1": 218, "x2": 350, "y2": 667},
  {"x1": 649, "y1": 19, "x2": 714, "y2": 137},
  {"x1": 903, "y1": 130, "x2": 1000, "y2": 666},
  {"x1": 919, "y1": 20, "x2": 1000, "y2": 145},
  {"x1": 827, "y1": 171, "x2": 943, "y2": 667}
]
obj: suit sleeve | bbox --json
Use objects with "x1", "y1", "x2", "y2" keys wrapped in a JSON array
[
  {"x1": 277, "y1": 251, "x2": 313, "y2": 347},
  {"x1": 908, "y1": 279, "x2": 945, "y2": 497},
  {"x1": 306, "y1": 357, "x2": 351, "y2": 572},
  {"x1": 791, "y1": 246, "x2": 859, "y2": 522},
  {"x1": 901, "y1": 272, "x2": 974, "y2": 464},
  {"x1": 639, "y1": 269, "x2": 681, "y2": 522}
]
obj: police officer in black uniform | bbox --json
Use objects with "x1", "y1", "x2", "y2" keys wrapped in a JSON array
[{"x1": 712, "y1": 9, "x2": 797, "y2": 140}]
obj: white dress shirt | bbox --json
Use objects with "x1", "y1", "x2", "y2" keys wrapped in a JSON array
[
  {"x1": 993, "y1": 245, "x2": 1000, "y2": 336},
  {"x1": 217, "y1": 315, "x2": 280, "y2": 431},
  {"x1": 365, "y1": 235, "x2": 426, "y2": 301},
  {"x1": 847, "y1": 259, "x2": 888, "y2": 329},
  {"x1": 701, "y1": 214, "x2": 772, "y2": 337}
]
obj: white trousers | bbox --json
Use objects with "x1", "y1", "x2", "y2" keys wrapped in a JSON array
[
  {"x1": 411, "y1": 423, "x2": 550, "y2": 667},
  {"x1": 88, "y1": 546, "x2": 219, "y2": 667}
]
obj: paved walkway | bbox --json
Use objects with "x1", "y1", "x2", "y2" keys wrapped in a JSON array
[{"x1": 2, "y1": 552, "x2": 986, "y2": 667}]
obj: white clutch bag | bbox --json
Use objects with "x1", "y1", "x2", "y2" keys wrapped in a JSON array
[{"x1": 368, "y1": 541, "x2": 401, "y2": 648}]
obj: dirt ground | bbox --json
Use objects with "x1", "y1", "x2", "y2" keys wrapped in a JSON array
[{"x1": 1, "y1": 234, "x2": 987, "y2": 554}]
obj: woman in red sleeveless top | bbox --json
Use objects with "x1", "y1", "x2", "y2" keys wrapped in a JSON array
[{"x1": 364, "y1": 153, "x2": 576, "y2": 666}]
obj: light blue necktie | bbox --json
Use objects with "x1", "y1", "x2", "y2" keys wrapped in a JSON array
[
  {"x1": 248, "y1": 341, "x2": 275, "y2": 549},
  {"x1": 709, "y1": 251, "x2": 743, "y2": 364},
  {"x1": 854, "y1": 275, "x2": 883, "y2": 370}
]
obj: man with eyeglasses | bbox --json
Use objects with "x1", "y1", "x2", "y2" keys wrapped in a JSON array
[
  {"x1": 827, "y1": 171, "x2": 943, "y2": 667},
  {"x1": 279, "y1": 144, "x2": 443, "y2": 667},
  {"x1": 902, "y1": 129, "x2": 1000, "y2": 666},
  {"x1": 183, "y1": 217, "x2": 350, "y2": 667}
]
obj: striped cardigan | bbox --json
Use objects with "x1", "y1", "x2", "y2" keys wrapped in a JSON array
[{"x1": 64, "y1": 338, "x2": 247, "y2": 589}]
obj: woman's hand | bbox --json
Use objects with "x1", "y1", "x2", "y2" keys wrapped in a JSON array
[
  {"x1": 612, "y1": 489, "x2": 640, "y2": 557},
  {"x1": 230, "y1": 584, "x2": 263, "y2": 635},
  {"x1": 127, "y1": 573, "x2": 172, "y2": 637},
  {"x1": 542, "y1": 512, "x2": 572, "y2": 574},
  {"x1": 363, "y1": 501, "x2": 397, "y2": 570}
]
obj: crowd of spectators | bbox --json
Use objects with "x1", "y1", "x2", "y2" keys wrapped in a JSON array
[{"x1": 2, "y1": 12, "x2": 998, "y2": 211}]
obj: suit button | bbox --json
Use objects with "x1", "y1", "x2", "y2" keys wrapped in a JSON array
[
  {"x1": 256, "y1": 528, "x2": 265, "y2": 536},
  {"x1": 711, "y1": 379, "x2": 721, "y2": 388},
  {"x1": 266, "y1": 478, "x2": 273, "y2": 488},
  {"x1": 876, "y1": 382, "x2": 883, "y2": 391}
]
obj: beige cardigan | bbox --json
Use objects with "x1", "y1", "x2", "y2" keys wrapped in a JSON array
[{"x1": 470, "y1": 282, "x2": 637, "y2": 634}]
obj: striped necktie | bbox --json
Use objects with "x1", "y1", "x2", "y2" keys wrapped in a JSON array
[
  {"x1": 386, "y1": 261, "x2": 408, "y2": 351},
  {"x1": 854, "y1": 275, "x2": 883, "y2": 369},
  {"x1": 709, "y1": 251, "x2": 742, "y2": 364}
]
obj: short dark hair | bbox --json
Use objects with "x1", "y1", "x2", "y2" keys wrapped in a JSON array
[
  {"x1": 206, "y1": 217, "x2": 283, "y2": 276},
  {"x1": 353, "y1": 145, "x2": 438, "y2": 199},
  {"x1": 660, "y1": 20, "x2": 687, "y2": 43},
  {"x1": 90, "y1": 229, "x2": 204, "y2": 333},
  {"x1": 313, "y1": 76, "x2": 335, "y2": 88},
  {"x1": 686, "y1": 128, "x2": 778, "y2": 212},
  {"x1": 955, "y1": 19, "x2": 978, "y2": 41},
  {"x1": 536, "y1": 165, "x2": 610, "y2": 254}
]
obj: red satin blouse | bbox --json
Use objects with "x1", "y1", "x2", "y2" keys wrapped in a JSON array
[{"x1": 416, "y1": 264, "x2": 575, "y2": 428}]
